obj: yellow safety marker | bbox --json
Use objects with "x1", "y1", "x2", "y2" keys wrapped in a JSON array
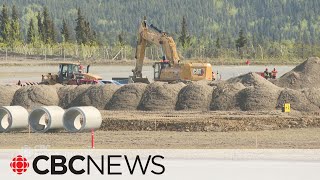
[{"x1": 283, "y1": 103, "x2": 291, "y2": 113}]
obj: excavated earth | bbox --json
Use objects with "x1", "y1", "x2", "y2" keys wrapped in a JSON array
[
  {"x1": 0, "y1": 57, "x2": 319, "y2": 135},
  {"x1": 1, "y1": 57, "x2": 319, "y2": 112}
]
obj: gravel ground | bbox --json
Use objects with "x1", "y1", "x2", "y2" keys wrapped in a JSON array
[{"x1": 1, "y1": 128, "x2": 320, "y2": 149}]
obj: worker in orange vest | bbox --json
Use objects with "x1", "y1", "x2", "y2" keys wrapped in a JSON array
[{"x1": 271, "y1": 68, "x2": 278, "y2": 79}]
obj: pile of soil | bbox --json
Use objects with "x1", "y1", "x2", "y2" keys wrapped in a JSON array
[
  {"x1": 276, "y1": 88, "x2": 319, "y2": 112},
  {"x1": 12, "y1": 85, "x2": 59, "y2": 109},
  {"x1": 139, "y1": 82, "x2": 185, "y2": 111},
  {"x1": 210, "y1": 82, "x2": 245, "y2": 111},
  {"x1": 76, "y1": 85, "x2": 120, "y2": 109},
  {"x1": 0, "y1": 85, "x2": 20, "y2": 106},
  {"x1": 237, "y1": 84, "x2": 282, "y2": 111},
  {"x1": 107, "y1": 83, "x2": 147, "y2": 110},
  {"x1": 176, "y1": 82, "x2": 213, "y2": 110},
  {"x1": 57, "y1": 85, "x2": 91, "y2": 108},
  {"x1": 302, "y1": 88, "x2": 320, "y2": 108},
  {"x1": 227, "y1": 72, "x2": 271, "y2": 87},
  {"x1": 78, "y1": 84, "x2": 120, "y2": 110},
  {"x1": 275, "y1": 57, "x2": 320, "y2": 89}
]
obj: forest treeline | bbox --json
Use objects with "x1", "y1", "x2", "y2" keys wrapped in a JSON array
[{"x1": 0, "y1": 0, "x2": 320, "y2": 61}]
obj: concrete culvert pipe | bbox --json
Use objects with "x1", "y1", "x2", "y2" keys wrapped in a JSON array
[
  {"x1": 0, "y1": 106, "x2": 28, "y2": 133},
  {"x1": 63, "y1": 106, "x2": 102, "y2": 133},
  {"x1": 29, "y1": 106, "x2": 65, "y2": 133}
]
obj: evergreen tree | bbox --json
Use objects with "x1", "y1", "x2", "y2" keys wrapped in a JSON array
[
  {"x1": 235, "y1": 29, "x2": 247, "y2": 58},
  {"x1": 215, "y1": 37, "x2": 221, "y2": 57},
  {"x1": 118, "y1": 33, "x2": 124, "y2": 46},
  {"x1": 50, "y1": 20, "x2": 56, "y2": 43},
  {"x1": 0, "y1": 4, "x2": 11, "y2": 42},
  {"x1": 75, "y1": 8, "x2": 86, "y2": 44},
  {"x1": 36, "y1": 11, "x2": 44, "y2": 42},
  {"x1": 178, "y1": 16, "x2": 191, "y2": 48},
  {"x1": 10, "y1": 5, "x2": 21, "y2": 43},
  {"x1": 216, "y1": 37, "x2": 221, "y2": 49},
  {"x1": 43, "y1": 7, "x2": 52, "y2": 44},
  {"x1": 84, "y1": 20, "x2": 93, "y2": 43},
  {"x1": 61, "y1": 18, "x2": 70, "y2": 42},
  {"x1": 27, "y1": 19, "x2": 36, "y2": 44},
  {"x1": 75, "y1": 8, "x2": 95, "y2": 45}
]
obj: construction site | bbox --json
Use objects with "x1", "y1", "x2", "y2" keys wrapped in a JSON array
[
  {"x1": 0, "y1": 55, "x2": 320, "y2": 149},
  {"x1": 0, "y1": 18, "x2": 320, "y2": 149}
]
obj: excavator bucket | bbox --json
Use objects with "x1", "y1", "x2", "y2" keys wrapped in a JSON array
[{"x1": 130, "y1": 76, "x2": 150, "y2": 84}]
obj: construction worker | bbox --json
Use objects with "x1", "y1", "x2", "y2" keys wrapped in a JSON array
[
  {"x1": 271, "y1": 68, "x2": 278, "y2": 79},
  {"x1": 264, "y1": 68, "x2": 269, "y2": 79},
  {"x1": 212, "y1": 72, "x2": 216, "y2": 81}
]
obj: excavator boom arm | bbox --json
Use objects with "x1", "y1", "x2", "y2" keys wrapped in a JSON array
[{"x1": 132, "y1": 19, "x2": 180, "y2": 79}]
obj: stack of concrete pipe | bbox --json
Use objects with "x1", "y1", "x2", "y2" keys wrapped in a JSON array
[{"x1": 0, "y1": 106, "x2": 102, "y2": 133}]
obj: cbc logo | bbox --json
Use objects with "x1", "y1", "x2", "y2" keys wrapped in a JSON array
[{"x1": 10, "y1": 155, "x2": 30, "y2": 175}]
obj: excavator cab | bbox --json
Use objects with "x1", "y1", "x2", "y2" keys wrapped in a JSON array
[{"x1": 153, "y1": 61, "x2": 170, "y2": 81}]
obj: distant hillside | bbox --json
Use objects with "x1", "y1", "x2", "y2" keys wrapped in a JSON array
[{"x1": 1, "y1": 0, "x2": 320, "y2": 46}]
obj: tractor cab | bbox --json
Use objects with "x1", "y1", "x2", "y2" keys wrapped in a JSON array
[{"x1": 57, "y1": 62, "x2": 80, "y2": 83}]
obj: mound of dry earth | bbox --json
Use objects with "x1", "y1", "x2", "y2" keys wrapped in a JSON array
[
  {"x1": 276, "y1": 88, "x2": 319, "y2": 112},
  {"x1": 57, "y1": 85, "x2": 91, "y2": 108},
  {"x1": 139, "y1": 82, "x2": 185, "y2": 111},
  {"x1": 275, "y1": 57, "x2": 320, "y2": 89},
  {"x1": 237, "y1": 84, "x2": 282, "y2": 111},
  {"x1": 107, "y1": 83, "x2": 147, "y2": 110},
  {"x1": 0, "y1": 85, "x2": 20, "y2": 106},
  {"x1": 12, "y1": 85, "x2": 59, "y2": 108},
  {"x1": 227, "y1": 72, "x2": 271, "y2": 87},
  {"x1": 210, "y1": 82, "x2": 245, "y2": 111},
  {"x1": 75, "y1": 85, "x2": 120, "y2": 109},
  {"x1": 302, "y1": 88, "x2": 320, "y2": 108},
  {"x1": 176, "y1": 82, "x2": 213, "y2": 110},
  {"x1": 225, "y1": 72, "x2": 283, "y2": 111}
]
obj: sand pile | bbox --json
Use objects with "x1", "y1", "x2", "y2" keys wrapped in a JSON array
[
  {"x1": 224, "y1": 72, "x2": 283, "y2": 111},
  {"x1": 176, "y1": 82, "x2": 213, "y2": 110},
  {"x1": 302, "y1": 88, "x2": 320, "y2": 107},
  {"x1": 236, "y1": 84, "x2": 282, "y2": 111},
  {"x1": 275, "y1": 57, "x2": 320, "y2": 89},
  {"x1": 276, "y1": 88, "x2": 319, "y2": 112},
  {"x1": 57, "y1": 85, "x2": 91, "y2": 108},
  {"x1": 76, "y1": 85, "x2": 120, "y2": 109},
  {"x1": 210, "y1": 82, "x2": 245, "y2": 111},
  {"x1": 227, "y1": 72, "x2": 271, "y2": 87},
  {"x1": 12, "y1": 85, "x2": 59, "y2": 108},
  {"x1": 139, "y1": 82, "x2": 185, "y2": 111},
  {"x1": 107, "y1": 83, "x2": 147, "y2": 110},
  {"x1": 0, "y1": 85, "x2": 20, "y2": 106}
]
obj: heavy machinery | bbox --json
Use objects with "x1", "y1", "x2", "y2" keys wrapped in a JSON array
[
  {"x1": 40, "y1": 62, "x2": 102, "y2": 85},
  {"x1": 131, "y1": 18, "x2": 213, "y2": 83}
]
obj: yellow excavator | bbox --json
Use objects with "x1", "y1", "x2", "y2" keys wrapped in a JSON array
[{"x1": 131, "y1": 18, "x2": 213, "y2": 83}]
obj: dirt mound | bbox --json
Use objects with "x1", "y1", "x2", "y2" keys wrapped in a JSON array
[
  {"x1": 107, "y1": 83, "x2": 147, "y2": 110},
  {"x1": 57, "y1": 85, "x2": 91, "y2": 108},
  {"x1": 176, "y1": 82, "x2": 213, "y2": 110},
  {"x1": 237, "y1": 84, "x2": 282, "y2": 111},
  {"x1": 75, "y1": 85, "x2": 120, "y2": 109},
  {"x1": 12, "y1": 85, "x2": 59, "y2": 108},
  {"x1": 0, "y1": 85, "x2": 20, "y2": 106},
  {"x1": 276, "y1": 88, "x2": 319, "y2": 112},
  {"x1": 210, "y1": 82, "x2": 245, "y2": 111},
  {"x1": 139, "y1": 82, "x2": 185, "y2": 111},
  {"x1": 303, "y1": 88, "x2": 320, "y2": 108},
  {"x1": 227, "y1": 72, "x2": 272, "y2": 87},
  {"x1": 275, "y1": 57, "x2": 320, "y2": 89}
]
